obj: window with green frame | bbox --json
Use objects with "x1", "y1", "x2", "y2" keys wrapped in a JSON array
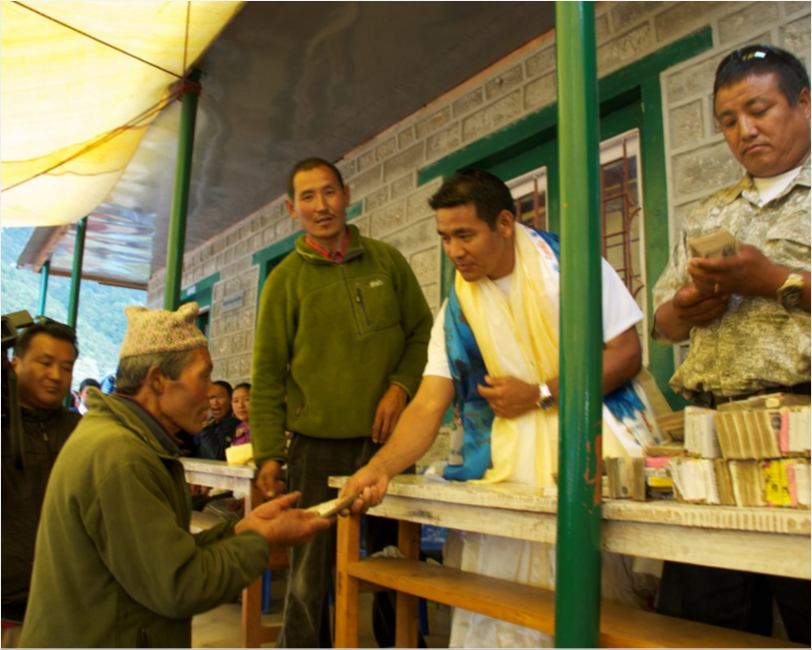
[
  {"x1": 180, "y1": 272, "x2": 220, "y2": 339},
  {"x1": 502, "y1": 125, "x2": 650, "y2": 363}
]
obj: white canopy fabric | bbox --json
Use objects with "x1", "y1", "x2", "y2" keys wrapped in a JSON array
[{"x1": 1, "y1": 1, "x2": 244, "y2": 227}]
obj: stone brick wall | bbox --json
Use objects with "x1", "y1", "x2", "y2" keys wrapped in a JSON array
[{"x1": 147, "y1": 1, "x2": 807, "y2": 461}]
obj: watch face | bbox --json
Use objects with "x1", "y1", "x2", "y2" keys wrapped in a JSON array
[
  {"x1": 781, "y1": 284, "x2": 803, "y2": 308},
  {"x1": 779, "y1": 275, "x2": 804, "y2": 308}
]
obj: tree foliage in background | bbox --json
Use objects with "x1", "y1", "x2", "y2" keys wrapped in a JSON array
[{"x1": 1, "y1": 228, "x2": 146, "y2": 388}]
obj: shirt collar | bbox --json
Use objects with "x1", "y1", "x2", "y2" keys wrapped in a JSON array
[
  {"x1": 112, "y1": 394, "x2": 182, "y2": 457},
  {"x1": 735, "y1": 156, "x2": 811, "y2": 207},
  {"x1": 305, "y1": 226, "x2": 350, "y2": 262},
  {"x1": 297, "y1": 224, "x2": 365, "y2": 264}
]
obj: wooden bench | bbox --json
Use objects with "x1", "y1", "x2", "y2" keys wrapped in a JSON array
[
  {"x1": 331, "y1": 475, "x2": 810, "y2": 648},
  {"x1": 344, "y1": 555, "x2": 800, "y2": 648}
]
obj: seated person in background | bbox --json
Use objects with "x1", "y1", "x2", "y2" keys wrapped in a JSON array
[
  {"x1": 201, "y1": 382, "x2": 254, "y2": 521},
  {"x1": 18, "y1": 303, "x2": 330, "y2": 649},
  {"x1": 231, "y1": 382, "x2": 251, "y2": 446},
  {"x1": 198, "y1": 380, "x2": 240, "y2": 460},
  {"x1": 77, "y1": 378, "x2": 101, "y2": 414},
  {"x1": 99, "y1": 372, "x2": 116, "y2": 394}
]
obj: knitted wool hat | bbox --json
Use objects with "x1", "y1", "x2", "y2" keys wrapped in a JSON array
[{"x1": 119, "y1": 302, "x2": 208, "y2": 360}]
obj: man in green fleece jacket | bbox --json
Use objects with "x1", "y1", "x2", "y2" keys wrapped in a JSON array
[
  {"x1": 20, "y1": 303, "x2": 330, "y2": 648},
  {"x1": 251, "y1": 158, "x2": 433, "y2": 647}
]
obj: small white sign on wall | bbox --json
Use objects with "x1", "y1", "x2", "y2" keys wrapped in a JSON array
[{"x1": 222, "y1": 292, "x2": 244, "y2": 312}]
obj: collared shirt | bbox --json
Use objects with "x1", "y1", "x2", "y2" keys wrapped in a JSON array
[
  {"x1": 305, "y1": 227, "x2": 350, "y2": 263},
  {"x1": 652, "y1": 159, "x2": 811, "y2": 399}
]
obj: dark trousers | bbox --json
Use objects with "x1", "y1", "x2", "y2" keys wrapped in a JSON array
[
  {"x1": 657, "y1": 563, "x2": 810, "y2": 645},
  {"x1": 276, "y1": 434, "x2": 401, "y2": 649}
]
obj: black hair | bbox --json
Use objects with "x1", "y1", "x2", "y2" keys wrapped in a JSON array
[
  {"x1": 714, "y1": 44, "x2": 810, "y2": 107},
  {"x1": 13, "y1": 320, "x2": 78, "y2": 360},
  {"x1": 234, "y1": 382, "x2": 251, "y2": 392},
  {"x1": 428, "y1": 168, "x2": 515, "y2": 230},
  {"x1": 79, "y1": 378, "x2": 101, "y2": 391},
  {"x1": 212, "y1": 380, "x2": 233, "y2": 398},
  {"x1": 287, "y1": 158, "x2": 345, "y2": 198}
]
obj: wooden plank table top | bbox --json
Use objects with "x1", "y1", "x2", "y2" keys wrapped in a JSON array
[
  {"x1": 331, "y1": 474, "x2": 809, "y2": 648},
  {"x1": 180, "y1": 458, "x2": 283, "y2": 648},
  {"x1": 329, "y1": 474, "x2": 810, "y2": 579}
]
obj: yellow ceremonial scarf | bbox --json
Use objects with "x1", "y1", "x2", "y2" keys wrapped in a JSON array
[{"x1": 455, "y1": 224, "x2": 561, "y2": 487}]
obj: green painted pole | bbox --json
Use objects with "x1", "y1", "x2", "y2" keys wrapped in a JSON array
[
  {"x1": 38, "y1": 259, "x2": 50, "y2": 317},
  {"x1": 554, "y1": 3, "x2": 603, "y2": 648},
  {"x1": 67, "y1": 217, "x2": 88, "y2": 329},
  {"x1": 164, "y1": 69, "x2": 202, "y2": 311}
]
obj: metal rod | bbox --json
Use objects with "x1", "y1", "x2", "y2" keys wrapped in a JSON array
[
  {"x1": 67, "y1": 217, "x2": 88, "y2": 329},
  {"x1": 38, "y1": 259, "x2": 50, "y2": 317},
  {"x1": 554, "y1": 2, "x2": 603, "y2": 647},
  {"x1": 164, "y1": 69, "x2": 201, "y2": 311}
]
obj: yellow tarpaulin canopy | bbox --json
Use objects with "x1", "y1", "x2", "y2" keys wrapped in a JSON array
[{"x1": 1, "y1": 1, "x2": 244, "y2": 227}]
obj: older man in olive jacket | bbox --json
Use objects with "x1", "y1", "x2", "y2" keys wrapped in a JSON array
[{"x1": 20, "y1": 304, "x2": 330, "y2": 648}]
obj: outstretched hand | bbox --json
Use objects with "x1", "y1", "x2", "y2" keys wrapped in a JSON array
[
  {"x1": 236, "y1": 491, "x2": 332, "y2": 548},
  {"x1": 340, "y1": 464, "x2": 390, "y2": 516}
]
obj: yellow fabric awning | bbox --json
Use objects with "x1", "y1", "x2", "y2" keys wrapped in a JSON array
[{"x1": 1, "y1": 1, "x2": 244, "y2": 227}]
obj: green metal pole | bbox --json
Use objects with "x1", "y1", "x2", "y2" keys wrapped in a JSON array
[
  {"x1": 38, "y1": 259, "x2": 50, "y2": 317},
  {"x1": 164, "y1": 68, "x2": 202, "y2": 311},
  {"x1": 67, "y1": 217, "x2": 88, "y2": 329},
  {"x1": 554, "y1": 3, "x2": 603, "y2": 648}
]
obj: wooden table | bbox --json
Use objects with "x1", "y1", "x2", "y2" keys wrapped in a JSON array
[
  {"x1": 181, "y1": 458, "x2": 286, "y2": 648},
  {"x1": 331, "y1": 474, "x2": 810, "y2": 647}
]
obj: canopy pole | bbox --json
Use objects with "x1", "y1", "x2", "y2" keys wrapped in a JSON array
[
  {"x1": 164, "y1": 69, "x2": 202, "y2": 311},
  {"x1": 554, "y1": 2, "x2": 603, "y2": 648},
  {"x1": 67, "y1": 217, "x2": 88, "y2": 329},
  {"x1": 38, "y1": 259, "x2": 51, "y2": 317}
]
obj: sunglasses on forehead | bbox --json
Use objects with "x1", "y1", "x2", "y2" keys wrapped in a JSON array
[{"x1": 716, "y1": 44, "x2": 796, "y2": 76}]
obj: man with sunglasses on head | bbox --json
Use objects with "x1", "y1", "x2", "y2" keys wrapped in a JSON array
[
  {"x1": 1, "y1": 320, "x2": 81, "y2": 647},
  {"x1": 652, "y1": 45, "x2": 810, "y2": 643}
]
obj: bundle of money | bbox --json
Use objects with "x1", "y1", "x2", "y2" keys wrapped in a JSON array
[{"x1": 688, "y1": 228, "x2": 739, "y2": 258}]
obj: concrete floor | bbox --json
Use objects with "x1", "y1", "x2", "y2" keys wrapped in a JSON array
[{"x1": 192, "y1": 571, "x2": 451, "y2": 648}]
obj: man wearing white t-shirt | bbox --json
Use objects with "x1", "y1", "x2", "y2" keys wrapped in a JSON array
[
  {"x1": 342, "y1": 168, "x2": 645, "y2": 647},
  {"x1": 651, "y1": 45, "x2": 810, "y2": 644}
]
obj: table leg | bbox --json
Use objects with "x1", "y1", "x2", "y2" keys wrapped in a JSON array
[
  {"x1": 241, "y1": 578, "x2": 264, "y2": 647},
  {"x1": 395, "y1": 520, "x2": 421, "y2": 648},
  {"x1": 335, "y1": 513, "x2": 361, "y2": 648}
]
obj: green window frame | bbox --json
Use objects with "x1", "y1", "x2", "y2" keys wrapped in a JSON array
[{"x1": 181, "y1": 272, "x2": 220, "y2": 339}]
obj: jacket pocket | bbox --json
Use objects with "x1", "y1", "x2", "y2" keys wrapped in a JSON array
[{"x1": 352, "y1": 275, "x2": 400, "y2": 333}]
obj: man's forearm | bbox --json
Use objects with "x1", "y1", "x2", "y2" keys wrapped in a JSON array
[
  {"x1": 654, "y1": 301, "x2": 692, "y2": 342},
  {"x1": 369, "y1": 403, "x2": 441, "y2": 478},
  {"x1": 602, "y1": 327, "x2": 643, "y2": 395}
]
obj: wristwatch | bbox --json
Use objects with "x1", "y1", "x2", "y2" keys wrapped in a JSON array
[
  {"x1": 535, "y1": 383, "x2": 555, "y2": 411},
  {"x1": 776, "y1": 273, "x2": 804, "y2": 309}
]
